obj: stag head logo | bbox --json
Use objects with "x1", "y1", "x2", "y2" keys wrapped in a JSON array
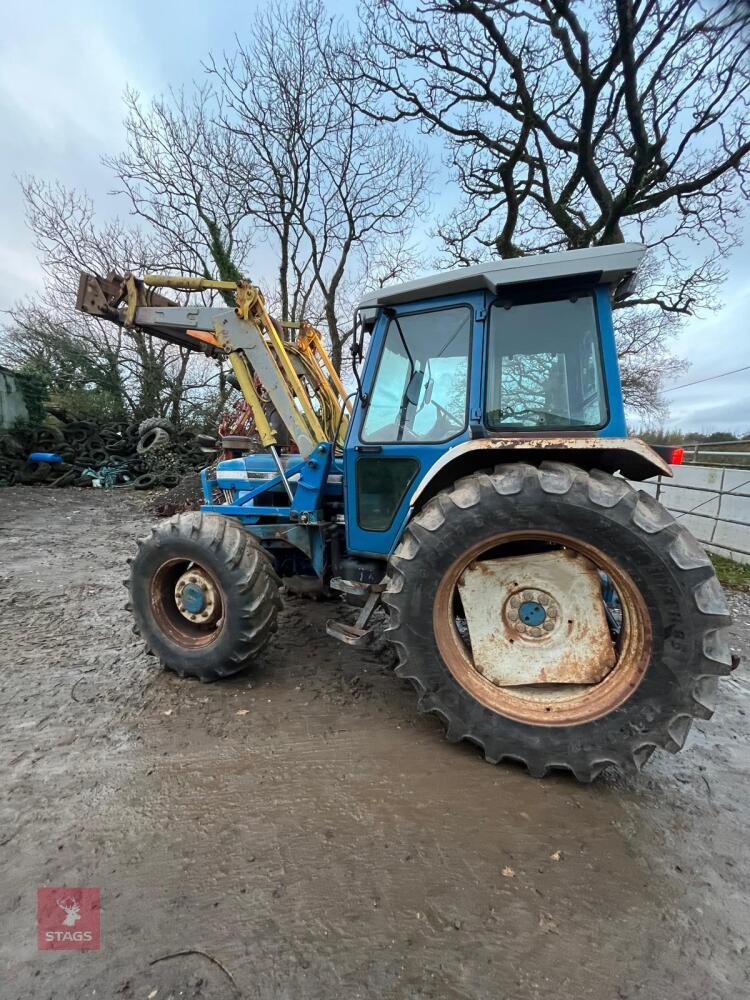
[
  {"x1": 38, "y1": 887, "x2": 100, "y2": 950},
  {"x1": 56, "y1": 896, "x2": 82, "y2": 927}
]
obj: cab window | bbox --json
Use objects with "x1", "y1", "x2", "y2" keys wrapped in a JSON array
[
  {"x1": 362, "y1": 306, "x2": 471, "y2": 443},
  {"x1": 486, "y1": 295, "x2": 607, "y2": 430}
]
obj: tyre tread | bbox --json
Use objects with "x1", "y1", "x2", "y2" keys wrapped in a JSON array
[{"x1": 383, "y1": 462, "x2": 731, "y2": 782}]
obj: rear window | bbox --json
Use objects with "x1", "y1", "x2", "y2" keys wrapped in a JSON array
[{"x1": 486, "y1": 296, "x2": 607, "y2": 430}]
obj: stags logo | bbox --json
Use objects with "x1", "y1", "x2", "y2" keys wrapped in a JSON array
[
  {"x1": 58, "y1": 895, "x2": 82, "y2": 927},
  {"x1": 37, "y1": 888, "x2": 100, "y2": 950}
]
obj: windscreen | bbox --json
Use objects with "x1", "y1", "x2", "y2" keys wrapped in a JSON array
[{"x1": 362, "y1": 306, "x2": 471, "y2": 443}]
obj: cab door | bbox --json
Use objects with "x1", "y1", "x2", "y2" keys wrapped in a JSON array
[{"x1": 344, "y1": 293, "x2": 485, "y2": 558}]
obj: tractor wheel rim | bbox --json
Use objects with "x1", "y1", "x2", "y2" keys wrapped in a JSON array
[
  {"x1": 150, "y1": 558, "x2": 225, "y2": 649},
  {"x1": 433, "y1": 530, "x2": 652, "y2": 727}
]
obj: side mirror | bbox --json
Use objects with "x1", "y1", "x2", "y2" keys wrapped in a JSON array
[
  {"x1": 405, "y1": 369, "x2": 424, "y2": 407},
  {"x1": 614, "y1": 272, "x2": 637, "y2": 302}
]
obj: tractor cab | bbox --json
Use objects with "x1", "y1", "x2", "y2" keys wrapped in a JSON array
[{"x1": 342, "y1": 242, "x2": 643, "y2": 557}]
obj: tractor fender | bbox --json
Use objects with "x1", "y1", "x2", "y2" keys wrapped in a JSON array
[{"x1": 409, "y1": 436, "x2": 671, "y2": 513}]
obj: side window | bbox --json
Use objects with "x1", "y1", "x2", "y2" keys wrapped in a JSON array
[{"x1": 362, "y1": 306, "x2": 471, "y2": 443}]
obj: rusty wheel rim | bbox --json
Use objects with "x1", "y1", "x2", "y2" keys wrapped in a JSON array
[
  {"x1": 433, "y1": 531, "x2": 652, "y2": 727},
  {"x1": 150, "y1": 558, "x2": 225, "y2": 649}
]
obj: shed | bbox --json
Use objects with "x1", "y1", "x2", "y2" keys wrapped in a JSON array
[{"x1": 0, "y1": 364, "x2": 29, "y2": 428}]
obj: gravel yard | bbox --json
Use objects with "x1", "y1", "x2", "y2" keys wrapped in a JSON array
[{"x1": 1, "y1": 487, "x2": 748, "y2": 1000}]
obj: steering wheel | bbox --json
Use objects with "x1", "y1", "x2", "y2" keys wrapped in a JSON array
[
  {"x1": 431, "y1": 399, "x2": 463, "y2": 430},
  {"x1": 396, "y1": 401, "x2": 463, "y2": 442}
]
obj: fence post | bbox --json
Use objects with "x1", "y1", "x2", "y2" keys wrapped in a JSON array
[{"x1": 710, "y1": 468, "x2": 725, "y2": 546}]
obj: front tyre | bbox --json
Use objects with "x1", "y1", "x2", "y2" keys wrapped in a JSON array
[
  {"x1": 384, "y1": 462, "x2": 733, "y2": 781},
  {"x1": 127, "y1": 512, "x2": 281, "y2": 681}
]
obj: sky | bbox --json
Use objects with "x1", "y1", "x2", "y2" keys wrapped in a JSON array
[{"x1": 1, "y1": 0, "x2": 748, "y2": 434}]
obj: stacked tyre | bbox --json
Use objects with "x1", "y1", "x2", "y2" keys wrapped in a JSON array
[
  {"x1": 0, "y1": 432, "x2": 26, "y2": 485},
  {"x1": 1, "y1": 416, "x2": 216, "y2": 490}
]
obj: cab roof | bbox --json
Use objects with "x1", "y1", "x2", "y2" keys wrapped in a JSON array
[{"x1": 358, "y1": 243, "x2": 646, "y2": 310}]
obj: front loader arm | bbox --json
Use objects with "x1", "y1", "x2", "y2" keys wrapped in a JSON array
[
  {"x1": 76, "y1": 271, "x2": 223, "y2": 356},
  {"x1": 75, "y1": 270, "x2": 348, "y2": 460}
]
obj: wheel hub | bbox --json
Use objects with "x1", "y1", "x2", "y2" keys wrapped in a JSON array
[
  {"x1": 519, "y1": 600, "x2": 545, "y2": 625},
  {"x1": 174, "y1": 568, "x2": 221, "y2": 625},
  {"x1": 505, "y1": 589, "x2": 560, "y2": 638},
  {"x1": 181, "y1": 582, "x2": 207, "y2": 614}
]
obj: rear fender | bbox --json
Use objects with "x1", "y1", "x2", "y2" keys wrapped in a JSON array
[{"x1": 409, "y1": 437, "x2": 671, "y2": 513}]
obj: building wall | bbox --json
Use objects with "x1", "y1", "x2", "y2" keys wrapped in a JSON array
[{"x1": 0, "y1": 367, "x2": 29, "y2": 429}]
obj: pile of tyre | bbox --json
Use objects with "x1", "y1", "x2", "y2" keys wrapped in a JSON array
[{"x1": 0, "y1": 417, "x2": 216, "y2": 490}]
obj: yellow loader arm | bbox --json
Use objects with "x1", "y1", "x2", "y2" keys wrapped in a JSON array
[{"x1": 76, "y1": 271, "x2": 351, "y2": 458}]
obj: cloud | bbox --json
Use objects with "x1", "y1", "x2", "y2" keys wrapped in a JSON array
[
  {"x1": 662, "y1": 277, "x2": 750, "y2": 432},
  {"x1": 0, "y1": 244, "x2": 41, "y2": 304},
  {"x1": 0, "y1": 15, "x2": 143, "y2": 155}
]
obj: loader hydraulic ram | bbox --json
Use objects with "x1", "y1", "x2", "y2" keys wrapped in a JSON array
[{"x1": 76, "y1": 244, "x2": 735, "y2": 781}]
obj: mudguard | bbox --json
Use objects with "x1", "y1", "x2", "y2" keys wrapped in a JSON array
[{"x1": 409, "y1": 437, "x2": 671, "y2": 511}]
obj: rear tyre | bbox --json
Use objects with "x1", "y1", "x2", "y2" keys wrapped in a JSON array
[
  {"x1": 127, "y1": 512, "x2": 282, "y2": 681},
  {"x1": 384, "y1": 462, "x2": 733, "y2": 781}
]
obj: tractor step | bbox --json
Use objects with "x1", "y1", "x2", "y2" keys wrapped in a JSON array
[
  {"x1": 326, "y1": 589, "x2": 382, "y2": 647},
  {"x1": 325, "y1": 618, "x2": 376, "y2": 647},
  {"x1": 330, "y1": 576, "x2": 370, "y2": 597}
]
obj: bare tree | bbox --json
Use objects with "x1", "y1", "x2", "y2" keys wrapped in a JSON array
[
  {"x1": 615, "y1": 311, "x2": 688, "y2": 418},
  {"x1": 207, "y1": 5, "x2": 333, "y2": 325},
  {"x1": 350, "y1": 0, "x2": 750, "y2": 412},
  {"x1": 104, "y1": 84, "x2": 258, "y2": 289},
  {"x1": 20, "y1": 178, "x2": 157, "y2": 296},
  {"x1": 18, "y1": 91, "x2": 245, "y2": 420},
  {"x1": 10, "y1": 181, "x2": 224, "y2": 422},
  {"x1": 10, "y1": 0, "x2": 429, "y2": 425},
  {"x1": 209, "y1": 0, "x2": 430, "y2": 369}
]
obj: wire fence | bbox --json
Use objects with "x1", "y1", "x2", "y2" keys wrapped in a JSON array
[
  {"x1": 679, "y1": 440, "x2": 750, "y2": 469},
  {"x1": 635, "y1": 465, "x2": 750, "y2": 564}
]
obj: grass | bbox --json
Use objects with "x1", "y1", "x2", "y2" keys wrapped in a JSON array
[{"x1": 710, "y1": 553, "x2": 750, "y2": 592}]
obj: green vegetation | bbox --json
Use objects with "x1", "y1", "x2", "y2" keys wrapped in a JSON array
[
  {"x1": 711, "y1": 553, "x2": 750, "y2": 592},
  {"x1": 639, "y1": 428, "x2": 750, "y2": 445},
  {"x1": 637, "y1": 429, "x2": 750, "y2": 468}
]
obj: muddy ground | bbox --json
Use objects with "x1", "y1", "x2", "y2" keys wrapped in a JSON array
[{"x1": 1, "y1": 487, "x2": 748, "y2": 1000}]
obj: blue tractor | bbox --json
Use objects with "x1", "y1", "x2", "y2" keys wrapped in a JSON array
[{"x1": 77, "y1": 243, "x2": 733, "y2": 780}]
